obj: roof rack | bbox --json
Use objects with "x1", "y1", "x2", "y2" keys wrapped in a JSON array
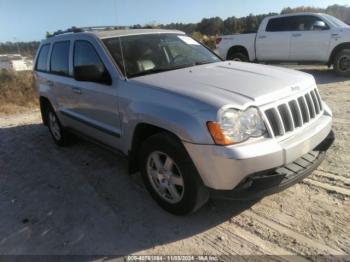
[{"x1": 47, "y1": 26, "x2": 129, "y2": 38}]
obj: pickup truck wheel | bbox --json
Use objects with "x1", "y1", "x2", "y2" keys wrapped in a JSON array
[
  {"x1": 228, "y1": 52, "x2": 249, "y2": 62},
  {"x1": 139, "y1": 133, "x2": 209, "y2": 215},
  {"x1": 334, "y1": 49, "x2": 350, "y2": 77},
  {"x1": 46, "y1": 106, "x2": 69, "y2": 146}
]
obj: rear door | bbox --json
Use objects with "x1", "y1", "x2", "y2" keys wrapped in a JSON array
[
  {"x1": 256, "y1": 17, "x2": 294, "y2": 61},
  {"x1": 47, "y1": 40, "x2": 78, "y2": 125},
  {"x1": 289, "y1": 15, "x2": 331, "y2": 62}
]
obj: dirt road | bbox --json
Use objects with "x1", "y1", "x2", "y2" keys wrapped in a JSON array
[{"x1": 0, "y1": 66, "x2": 349, "y2": 260}]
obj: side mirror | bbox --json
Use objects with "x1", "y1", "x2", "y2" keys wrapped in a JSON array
[
  {"x1": 74, "y1": 64, "x2": 112, "y2": 85},
  {"x1": 312, "y1": 21, "x2": 328, "y2": 30}
]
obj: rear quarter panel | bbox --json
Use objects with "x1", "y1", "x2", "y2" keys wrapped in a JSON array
[{"x1": 218, "y1": 34, "x2": 256, "y2": 61}]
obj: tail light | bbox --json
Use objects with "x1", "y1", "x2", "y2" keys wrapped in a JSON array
[{"x1": 215, "y1": 37, "x2": 222, "y2": 45}]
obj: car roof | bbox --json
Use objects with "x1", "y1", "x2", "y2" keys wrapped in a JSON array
[
  {"x1": 42, "y1": 28, "x2": 185, "y2": 43},
  {"x1": 267, "y1": 12, "x2": 327, "y2": 19},
  {"x1": 93, "y1": 28, "x2": 185, "y2": 39}
]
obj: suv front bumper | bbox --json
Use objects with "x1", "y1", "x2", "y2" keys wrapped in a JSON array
[{"x1": 183, "y1": 112, "x2": 333, "y2": 190}]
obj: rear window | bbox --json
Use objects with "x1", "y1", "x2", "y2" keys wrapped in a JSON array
[
  {"x1": 35, "y1": 44, "x2": 50, "y2": 72},
  {"x1": 266, "y1": 17, "x2": 296, "y2": 32},
  {"x1": 50, "y1": 41, "x2": 70, "y2": 76}
]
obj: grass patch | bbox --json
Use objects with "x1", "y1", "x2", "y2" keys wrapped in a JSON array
[{"x1": 0, "y1": 70, "x2": 38, "y2": 115}]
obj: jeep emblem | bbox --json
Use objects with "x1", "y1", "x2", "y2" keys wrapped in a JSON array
[{"x1": 291, "y1": 86, "x2": 300, "y2": 92}]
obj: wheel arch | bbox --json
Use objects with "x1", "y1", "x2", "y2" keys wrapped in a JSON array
[
  {"x1": 128, "y1": 123, "x2": 183, "y2": 174},
  {"x1": 328, "y1": 42, "x2": 350, "y2": 66},
  {"x1": 39, "y1": 96, "x2": 52, "y2": 126},
  {"x1": 226, "y1": 45, "x2": 249, "y2": 60}
]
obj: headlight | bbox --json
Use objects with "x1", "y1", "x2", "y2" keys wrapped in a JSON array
[{"x1": 207, "y1": 107, "x2": 266, "y2": 145}]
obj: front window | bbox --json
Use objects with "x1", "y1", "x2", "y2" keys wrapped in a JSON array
[{"x1": 103, "y1": 33, "x2": 221, "y2": 78}]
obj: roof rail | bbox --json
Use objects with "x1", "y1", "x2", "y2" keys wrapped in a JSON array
[{"x1": 47, "y1": 26, "x2": 129, "y2": 38}]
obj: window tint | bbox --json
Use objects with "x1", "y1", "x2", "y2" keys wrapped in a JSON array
[
  {"x1": 294, "y1": 16, "x2": 329, "y2": 31},
  {"x1": 266, "y1": 17, "x2": 296, "y2": 32},
  {"x1": 266, "y1": 16, "x2": 329, "y2": 32},
  {"x1": 35, "y1": 44, "x2": 50, "y2": 72},
  {"x1": 74, "y1": 41, "x2": 103, "y2": 67},
  {"x1": 74, "y1": 40, "x2": 111, "y2": 84},
  {"x1": 50, "y1": 41, "x2": 70, "y2": 76}
]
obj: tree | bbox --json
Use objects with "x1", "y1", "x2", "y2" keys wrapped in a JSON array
[{"x1": 196, "y1": 17, "x2": 223, "y2": 35}]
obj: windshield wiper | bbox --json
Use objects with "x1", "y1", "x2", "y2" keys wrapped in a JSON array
[
  {"x1": 128, "y1": 61, "x2": 215, "y2": 78},
  {"x1": 194, "y1": 61, "x2": 213, "y2": 66},
  {"x1": 128, "y1": 64, "x2": 195, "y2": 78}
]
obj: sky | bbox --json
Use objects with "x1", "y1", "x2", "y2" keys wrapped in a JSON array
[{"x1": 0, "y1": 0, "x2": 349, "y2": 42}]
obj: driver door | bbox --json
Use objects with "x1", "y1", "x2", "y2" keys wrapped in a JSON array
[
  {"x1": 69, "y1": 39, "x2": 122, "y2": 148},
  {"x1": 289, "y1": 15, "x2": 331, "y2": 62}
]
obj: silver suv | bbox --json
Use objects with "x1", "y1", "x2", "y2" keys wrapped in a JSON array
[{"x1": 34, "y1": 27, "x2": 334, "y2": 215}]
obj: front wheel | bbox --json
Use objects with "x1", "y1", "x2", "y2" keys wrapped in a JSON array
[
  {"x1": 227, "y1": 52, "x2": 249, "y2": 62},
  {"x1": 139, "y1": 133, "x2": 209, "y2": 215},
  {"x1": 334, "y1": 49, "x2": 350, "y2": 77}
]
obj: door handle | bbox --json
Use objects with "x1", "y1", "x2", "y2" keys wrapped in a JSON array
[
  {"x1": 292, "y1": 33, "x2": 302, "y2": 37},
  {"x1": 72, "y1": 87, "x2": 82, "y2": 94},
  {"x1": 258, "y1": 35, "x2": 266, "y2": 39},
  {"x1": 47, "y1": 80, "x2": 54, "y2": 87}
]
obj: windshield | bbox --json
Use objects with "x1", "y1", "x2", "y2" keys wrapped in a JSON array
[
  {"x1": 323, "y1": 14, "x2": 349, "y2": 28},
  {"x1": 103, "y1": 33, "x2": 222, "y2": 78}
]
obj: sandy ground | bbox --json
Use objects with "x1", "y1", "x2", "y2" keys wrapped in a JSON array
[{"x1": 0, "y1": 65, "x2": 349, "y2": 260}]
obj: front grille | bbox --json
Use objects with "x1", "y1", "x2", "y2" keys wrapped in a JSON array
[{"x1": 264, "y1": 89, "x2": 323, "y2": 138}]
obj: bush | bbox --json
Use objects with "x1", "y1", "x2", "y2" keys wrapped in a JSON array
[{"x1": 0, "y1": 70, "x2": 38, "y2": 114}]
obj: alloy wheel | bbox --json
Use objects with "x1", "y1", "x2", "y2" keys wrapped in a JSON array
[{"x1": 146, "y1": 151, "x2": 185, "y2": 204}]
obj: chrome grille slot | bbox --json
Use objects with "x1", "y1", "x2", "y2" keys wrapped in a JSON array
[
  {"x1": 314, "y1": 89, "x2": 323, "y2": 111},
  {"x1": 297, "y1": 96, "x2": 310, "y2": 123},
  {"x1": 310, "y1": 90, "x2": 320, "y2": 114},
  {"x1": 288, "y1": 100, "x2": 303, "y2": 127},
  {"x1": 265, "y1": 108, "x2": 284, "y2": 136},
  {"x1": 264, "y1": 89, "x2": 323, "y2": 138},
  {"x1": 278, "y1": 104, "x2": 293, "y2": 132},
  {"x1": 305, "y1": 93, "x2": 316, "y2": 119}
]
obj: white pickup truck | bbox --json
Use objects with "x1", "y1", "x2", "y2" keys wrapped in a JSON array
[{"x1": 217, "y1": 13, "x2": 350, "y2": 76}]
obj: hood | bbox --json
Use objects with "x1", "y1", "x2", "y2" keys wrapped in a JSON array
[{"x1": 132, "y1": 61, "x2": 316, "y2": 108}]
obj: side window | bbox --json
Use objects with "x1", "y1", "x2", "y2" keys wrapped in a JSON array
[
  {"x1": 73, "y1": 40, "x2": 111, "y2": 85},
  {"x1": 266, "y1": 17, "x2": 297, "y2": 32},
  {"x1": 50, "y1": 41, "x2": 70, "y2": 76},
  {"x1": 74, "y1": 41, "x2": 104, "y2": 68},
  {"x1": 294, "y1": 16, "x2": 329, "y2": 31},
  {"x1": 35, "y1": 44, "x2": 50, "y2": 72}
]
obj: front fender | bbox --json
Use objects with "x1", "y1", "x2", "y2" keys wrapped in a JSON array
[{"x1": 122, "y1": 101, "x2": 215, "y2": 153}]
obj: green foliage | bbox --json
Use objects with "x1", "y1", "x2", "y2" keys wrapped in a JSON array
[
  {"x1": 160, "y1": 4, "x2": 349, "y2": 35},
  {"x1": 192, "y1": 31, "x2": 203, "y2": 42}
]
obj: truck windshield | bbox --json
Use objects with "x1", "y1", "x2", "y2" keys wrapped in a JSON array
[
  {"x1": 103, "y1": 33, "x2": 222, "y2": 78},
  {"x1": 324, "y1": 14, "x2": 349, "y2": 28}
]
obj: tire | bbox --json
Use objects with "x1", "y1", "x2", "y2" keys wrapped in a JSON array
[
  {"x1": 46, "y1": 105, "x2": 70, "y2": 146},
  {"x1": 334, "y1": 49, "x2": 350, "y2": 77},
  {"x1": 227, "y1": 52, "x2": 249, "y2": 62},
  {"x1": 139, "y1": 133, "x2": 209, "y2": 215}
]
